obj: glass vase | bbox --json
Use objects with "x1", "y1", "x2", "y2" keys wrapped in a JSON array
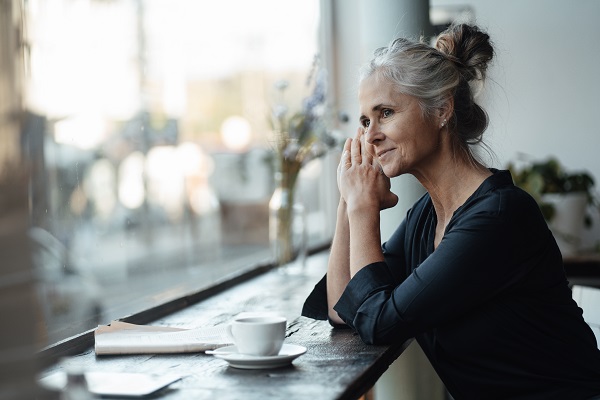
[{"x1": 269, "y1": 171, "x2": 306, "y2": 268}]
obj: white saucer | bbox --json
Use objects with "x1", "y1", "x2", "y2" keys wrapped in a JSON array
[{"x1": 209, "y1": 344, "x2": 307, "y2": 369}]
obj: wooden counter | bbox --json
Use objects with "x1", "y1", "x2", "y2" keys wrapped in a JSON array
[{"x1": 37, "y1": 251, "x2": 411, "y2": 400}]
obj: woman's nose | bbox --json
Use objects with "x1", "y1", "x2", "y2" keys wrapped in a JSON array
[{"x1": 364, "y1": 123, "x2": 384, "y2": 145}]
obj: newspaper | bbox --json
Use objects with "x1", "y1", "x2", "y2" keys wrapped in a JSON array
[{"x1": 95, "y1": 321, "x2": 233, "y2": 355}]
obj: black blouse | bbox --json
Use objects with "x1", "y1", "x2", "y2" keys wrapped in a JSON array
[{"x1": 302, "y1": 170, "x2": 600, "y2": 400}]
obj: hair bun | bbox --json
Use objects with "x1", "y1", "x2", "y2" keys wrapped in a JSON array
[{"x1": 435, "y1": 24, "x2": 494, "y2": 82}]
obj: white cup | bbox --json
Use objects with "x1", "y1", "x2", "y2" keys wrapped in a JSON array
[{"x1": 230, "y1": 315, "x2": 287, "y2": 356}]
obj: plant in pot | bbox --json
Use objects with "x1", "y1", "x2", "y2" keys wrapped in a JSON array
[{"x1": 508, "y1": 156, "x2": 598, "y2": 256}]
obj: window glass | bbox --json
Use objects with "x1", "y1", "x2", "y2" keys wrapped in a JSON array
[{"x1": 23, "y1": 0, "x2": 325, "y2": 346}]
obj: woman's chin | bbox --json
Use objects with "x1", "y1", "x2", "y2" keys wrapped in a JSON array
[{"x1": 382, "y1": 165, "x2": 401, "y2": 178}]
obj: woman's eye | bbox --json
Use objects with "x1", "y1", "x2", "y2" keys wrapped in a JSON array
[
  {"x1": 382, "y1": 109, "x2": 393, "y2": 118},
  {"x1": 361, "y1": 119, "x2": 370, "y2": 128}
]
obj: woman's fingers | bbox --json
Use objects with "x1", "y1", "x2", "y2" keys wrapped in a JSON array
[
  {"x1": 342, "y1": 128, "x2": 378, "y2": 168},
  {"x1": 341, "y1": 138, "x2": 352, "y2": 169},
  {"x1": 351, "y1": 129, "x2": 362, "y2": 165},
  {"x1": 341, "y1": 128, "x2": 382, "y2": 175},
  {"x1": 338, "y1": 128, "x2": 397, "y2": 211},
  {"x1": 373, "y1": 158, "x2": 385, "y2": 177},
  {"x1": 360, "y1": 130, "x2": 374, "y2": 165}
]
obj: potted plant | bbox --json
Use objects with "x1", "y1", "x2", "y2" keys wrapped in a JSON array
[{"x1": 508, "y1": 156, "x2": 598, "y2": 256}]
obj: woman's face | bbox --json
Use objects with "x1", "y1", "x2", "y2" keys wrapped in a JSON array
[{"x1": 358, "y1": 73, "x2": 442, "y2": 178}]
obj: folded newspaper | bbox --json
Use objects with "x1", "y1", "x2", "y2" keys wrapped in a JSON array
[{"x1": 95, "y1": 321, "x2": 233, "y2": 355}]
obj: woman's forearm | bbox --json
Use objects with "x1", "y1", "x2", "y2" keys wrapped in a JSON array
[
  {"x1": 348, "y1": 205, "x2": 385, "y2": 277},
  {"x1": 326, "y1": 200, "x2": 351, "y2": 324}
]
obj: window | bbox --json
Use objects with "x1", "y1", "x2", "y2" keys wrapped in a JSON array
[{"x1": 22, "y1": 0, "x2": 331, "y2": 346}]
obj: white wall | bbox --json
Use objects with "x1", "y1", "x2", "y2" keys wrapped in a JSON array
[
  {"x1": 572, "y1": 285, "x2": 600, "y2": 345},
  {"x1": 441, "y1": 0, "x2": 600, "y2": 172},
  {"x1": 431, "y1": 0, "x2": 600, "y2": 248}
]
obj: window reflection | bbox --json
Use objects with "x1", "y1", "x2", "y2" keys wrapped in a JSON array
[{"x1": 23, "y1": 0, "x2": 323, "y2": 346}]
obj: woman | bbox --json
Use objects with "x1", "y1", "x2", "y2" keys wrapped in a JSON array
[{"x1": 302, "y1": 24, "x2": 600, "y2": 399}]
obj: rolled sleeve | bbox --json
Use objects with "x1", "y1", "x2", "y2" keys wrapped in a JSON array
[
  {"x1": 332, "y1": 207, "x2": 538, "y2": 345},
  {"x1": 301, "y1": 274, "x2": 328, "y2": 320},
  {"x1": 334, "y1": 262, "x2": 416, "y2": 344},
  {"x1": 301, "y1": 273, "x2": 351, "y2": 328}
]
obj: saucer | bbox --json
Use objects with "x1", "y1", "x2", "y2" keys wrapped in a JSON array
[{"x1": 209, "y1": 344, "x2": 307, "y2": 369}]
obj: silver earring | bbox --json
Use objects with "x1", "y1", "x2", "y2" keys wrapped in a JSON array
[{"x1": 440, "y1": 118, "x2": 447, "y2": 128}]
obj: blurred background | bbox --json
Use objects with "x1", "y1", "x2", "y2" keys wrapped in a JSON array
[
  {"x1": 7, "y1": 0, "x2": 338, "y2": 346},
  {"x1": 1, "y1": 0, "x2": 599, "y2": 399}
]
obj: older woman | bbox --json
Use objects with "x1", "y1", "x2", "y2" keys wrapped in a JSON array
[{"x1": 302, "y1": 24, "x2": 600, "y2": 399}]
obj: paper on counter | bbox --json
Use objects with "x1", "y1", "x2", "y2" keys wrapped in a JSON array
[{"x1": 95, "y1": 321, "x2": 233, "y2": 355}]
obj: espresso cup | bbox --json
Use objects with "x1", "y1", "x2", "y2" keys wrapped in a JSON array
[{"x1": 230, "y1": 315, "x2": 287, "y2": 356}]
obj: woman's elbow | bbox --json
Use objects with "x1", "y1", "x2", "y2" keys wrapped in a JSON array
[
  {"x1": 328, "y1": 310, "x2": 347, "y2": 327},
  {"x1": 359, "y1": 331, "x2": 392, "y2": 345},
  {"x1": 353, "y1": 315, "x2": 402, "y2": 345}
]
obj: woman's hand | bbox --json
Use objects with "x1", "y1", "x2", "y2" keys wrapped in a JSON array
[{"x1": 338, "y1": 128, "x2": 398, "y2": 213}]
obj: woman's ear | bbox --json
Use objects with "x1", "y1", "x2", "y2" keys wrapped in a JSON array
[{"x1": 438, "y1": 96, "x2": 454, "y2": 127}]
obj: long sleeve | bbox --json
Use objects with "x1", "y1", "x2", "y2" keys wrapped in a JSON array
[
  {"x1": 301, "y1": 274, "x2": 328, "y2": 320},
  {"x1": 301, "y1": 215, "x2": 410, "y2": 324},
  {"x1": 306, "y1": 170, "x2": 600, "y2": 399},
  {"x1": 334, "y1": 199, "x2": 530, "y2": 344},
  {"x1": 332, "y1": 175, "x2": 578, "y2": 342},
  {"x1": 334, "y1": 172, "x2": 600, "y2": 400}
]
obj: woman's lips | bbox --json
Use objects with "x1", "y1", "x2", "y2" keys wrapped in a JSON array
[{"x1": 377, "y1": 149, "x2": 393, "y2": 161}]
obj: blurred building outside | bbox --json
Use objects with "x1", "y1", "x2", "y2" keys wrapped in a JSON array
[{"x1": 17, "y1": 0, "x2": 332, "y2": 346}]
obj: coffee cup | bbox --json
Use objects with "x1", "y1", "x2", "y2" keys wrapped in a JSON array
[{"x1": 229, "y1": 315, "x2": 287, "y2": 356}]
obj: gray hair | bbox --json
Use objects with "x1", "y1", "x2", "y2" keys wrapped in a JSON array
[{"x1": 360, "y1": 24, "x2": 494, "y2": 162}]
